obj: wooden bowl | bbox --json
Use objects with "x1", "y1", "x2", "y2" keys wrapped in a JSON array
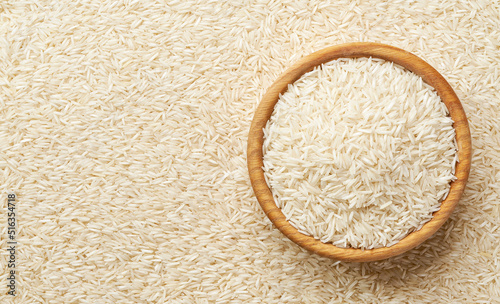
[{"x1": 247, "y1": 42, "x2": 472, "y2": 262}]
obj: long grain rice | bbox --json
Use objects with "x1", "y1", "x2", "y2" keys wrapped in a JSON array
[{"x1": 263, "y1": 58, "x2": 457, "y2": 249}]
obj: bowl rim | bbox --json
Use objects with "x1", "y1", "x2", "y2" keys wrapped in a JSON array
[{"x1": 246, "y1": 42, "x2": 472, "y2": 262}]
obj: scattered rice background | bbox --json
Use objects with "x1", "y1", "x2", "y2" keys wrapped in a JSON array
[
  {"x1": 263, "y1": 58, "x2": 457, "y2": 250},
  {"x1": 0, "y1": 0, "x2": 499, "y2": 303}
]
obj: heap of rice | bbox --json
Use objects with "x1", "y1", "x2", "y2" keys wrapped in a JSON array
[{"x1": 263, "y1": 58, "x2": 458, "y2": 249}]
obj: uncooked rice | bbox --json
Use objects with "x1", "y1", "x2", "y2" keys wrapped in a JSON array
[
  {"x1": 263, "y1": 58, "x2": 457, "y2": 249},
  {"x1": 0, "y1": 0, "x2": 499, "y2": 303}
]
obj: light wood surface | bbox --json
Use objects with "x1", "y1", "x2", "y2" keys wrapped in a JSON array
[{"x1": 247, "y1": 42, "x2": 472, "y2": 262}]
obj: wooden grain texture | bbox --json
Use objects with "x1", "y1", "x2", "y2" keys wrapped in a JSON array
[{"x1": 247, "y1": 42, "x2": 472, "y2": 262}]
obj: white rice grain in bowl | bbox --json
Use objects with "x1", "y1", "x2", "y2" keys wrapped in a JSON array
[{"x1": 247, "y1": 43, "x2": 471, "y2": 262}]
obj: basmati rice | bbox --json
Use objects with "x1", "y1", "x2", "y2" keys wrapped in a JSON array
[
  {"x1": 263, "y1": 58, "x2": 457, "y2": 249},
  {"x1": 1, "y1": 0, "x2": 499, "y2": 302}
]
